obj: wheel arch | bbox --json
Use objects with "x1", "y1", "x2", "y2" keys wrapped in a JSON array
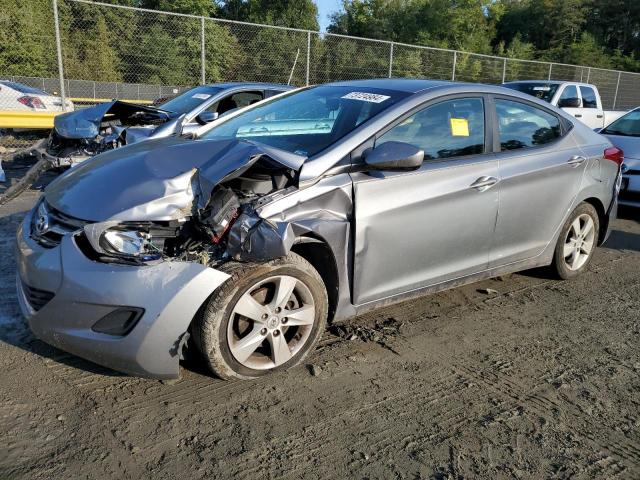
[
  {"x1": 581, "y1": 196, "x2": 607, "y2": 245},
  {"x1": 290, "y1": 234, "x2": 340, "y2": 322}
]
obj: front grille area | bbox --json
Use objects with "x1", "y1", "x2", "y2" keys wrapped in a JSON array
[
  {"x1": 31, "y1": 201, "x2": 87, "y2": 248},
  {"x1": 21, "y1": 281, "x2": 55, "y2": 312}
]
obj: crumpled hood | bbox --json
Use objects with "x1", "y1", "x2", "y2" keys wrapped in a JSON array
[
  {"x1": 53, "y1": 101, "x2": 172, "y2": 139},
  {"x1": 44, "y1": 137, "x2": 305, "y2": 222}
]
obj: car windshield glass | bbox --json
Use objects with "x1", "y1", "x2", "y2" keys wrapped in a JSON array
[
  {"x1": 503, "y1": 82, "x2": 560, "y2": 103},
  {"x1": 159, "y1": 86, "x2": 222, "y2": 114},
  {"x1": 201, "y1": 85, "x2": 410, "y2": 157},
  {"x1": 601, "y1": 109, "x2": 640, "y2": 137},
  {"x1": 0, "y1": 81, "x2": 48, "y2": 95}
]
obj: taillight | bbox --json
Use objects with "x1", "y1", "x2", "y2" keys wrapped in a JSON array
[
  {"x1": 17, "y1": 95, "x2": 46, "y2": 109},
  {"x1": 604, "y1": 146, "x2": 624, "y2": 166}
]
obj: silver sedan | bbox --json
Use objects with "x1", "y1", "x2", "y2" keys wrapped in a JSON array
[{"x1": 17, "y1": 79, "x2": 621, "y2": 380}]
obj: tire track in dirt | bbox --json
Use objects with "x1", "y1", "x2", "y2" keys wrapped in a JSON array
[{"x1": 453, "y1": 353, "x2": 640, "y2": 472}]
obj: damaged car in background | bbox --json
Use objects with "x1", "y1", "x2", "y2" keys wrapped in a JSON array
[
  {"x1": 17, "y1": 80, "x2": 621, "y2": 380},
  {"x1": 38, "y1": 82, "x2": 291, "y2": 168}
]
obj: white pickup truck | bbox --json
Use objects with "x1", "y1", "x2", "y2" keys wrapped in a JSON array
[{"x1": 502, "y1": 81, "x2": 627, "y2": 129}]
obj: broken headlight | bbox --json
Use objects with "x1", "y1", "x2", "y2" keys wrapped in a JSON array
[
  {"x1": 102, "y1": 229, "x2": 159, "y2": 259},
  {"x1": 83, "y1": 221, "x2": 179, "y2": 264}
]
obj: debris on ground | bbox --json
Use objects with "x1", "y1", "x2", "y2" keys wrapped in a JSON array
[
  {"x1": 329, "y1": 317, "x2": 403, "y2": 354},
  {"x1": 477, "y1": 288, "x2": 500, "y2": 295}
]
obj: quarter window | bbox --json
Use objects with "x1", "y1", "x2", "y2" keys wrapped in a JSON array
[
  {"x1": 495, "y1": 99, "x2": 561, "y2": 151},
  {"x1": 579, "y1": 86, "x2": 598, "y2": 108},
  {"x1": 377, "y1": 98, "x2": 485, "y2": 160}
]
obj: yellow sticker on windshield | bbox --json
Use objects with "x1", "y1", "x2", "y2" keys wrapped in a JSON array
[{"x1": 450, "y1": 118, "x2": 469, "y2": 137}]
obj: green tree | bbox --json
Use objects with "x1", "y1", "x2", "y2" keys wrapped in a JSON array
[
  {"x1": 219, "y1": 0, "x2": 319, "y2": 30},
  {"x1": 0, "y1": 0, "x2": 57, "y2": 77}
]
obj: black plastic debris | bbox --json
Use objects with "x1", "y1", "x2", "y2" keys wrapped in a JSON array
[{"x1": 226, "y1": 206, "x2": 295, "y2": 262}]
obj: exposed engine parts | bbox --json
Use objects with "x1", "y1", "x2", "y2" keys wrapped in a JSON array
[{"x1": 42, "y1": 101, "x2": 174, "y2": 168}]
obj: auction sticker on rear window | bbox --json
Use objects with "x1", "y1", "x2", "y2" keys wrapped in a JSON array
[
  {"x1": 341, "y1": 92, "x2": 390, "y2": 103},
  {"x1": 192, "y1": 93, "x2": 211, "y2": 100}
]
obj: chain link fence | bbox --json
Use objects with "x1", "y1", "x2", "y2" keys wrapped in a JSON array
[{"x1": 2, "y1": 0, "x2": 640, "y2": 160}]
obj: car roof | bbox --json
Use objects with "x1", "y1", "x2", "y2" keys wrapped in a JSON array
[
  {"x1": 205, "y1": 82, "x2": 292, "y2": 90},
  {"x1": 325, "y1": 78, "x2": 452, "y2": 93},
  {"x1": 503, "y1": 80, "x2": 563, "y2": 85},
  {"x1": 503, "y1": 80, "x2": 598, "y2": 88}
]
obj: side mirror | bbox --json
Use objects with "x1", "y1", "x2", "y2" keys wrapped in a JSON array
[
  {"x1": 364, "y1": 141, "x2": 424, "y2": 171},
  {"x1": 196, "y1": 111, "x2": 219, "y2": 124},
  {"x1": 558, "y1": 97, "x2": 581, "y2": 108}
]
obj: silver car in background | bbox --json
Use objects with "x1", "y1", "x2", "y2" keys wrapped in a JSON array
[
  {"x1": 600, "y1": 107, "x2": 640, "y2": 207},
  {"x1": 39, "y1": 82, "x2": 291, "y2": 168},
  {"x1": 16, "y1": 79, "x2": 621, "y2": 381}
]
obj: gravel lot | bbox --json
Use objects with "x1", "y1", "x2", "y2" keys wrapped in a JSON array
[{"x1": 1, "y1": 184, "x2": 639, "y2": 479}]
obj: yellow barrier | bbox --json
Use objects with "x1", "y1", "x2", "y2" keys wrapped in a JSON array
[
  {"x1": 0, "y1": 110, "x2": 61, "y2": 129},
  {"x1": 0, "y1": 99, "x2": 154, "y2": 129}
]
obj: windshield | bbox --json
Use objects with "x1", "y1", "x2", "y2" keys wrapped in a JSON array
[
  {"x1": 159, "y1": 86, "x2": 222, "y2": 114},
  {"x1": 503, "y1": 82, "x2": 560, "y2": 103},
  {"x1": 601, "y1": 109, "x2": 640, "y2": 137},
  {"x1": 0, "y1": 81, "x2": 48, "y2": 96},
  {"x1": 200, "y1": 85, "x2": 410, "y2": 157}
]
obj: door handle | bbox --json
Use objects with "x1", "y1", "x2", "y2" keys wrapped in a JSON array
[
  {"x1": 470, "y1": 176, "x2": 499, "y2": 191},
  {"x1": 596, "y1": 114, "x2": 603, "y2": 119},
  {"x1": 574, "y1": 114, "x2": 582, "y2": 118},
  {"x1": 567, "y1": 155, "x2": 586, "y2": 167}
]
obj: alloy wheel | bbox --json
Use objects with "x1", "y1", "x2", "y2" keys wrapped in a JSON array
[
  {"x1": 227, "y1": 275, "x2": 316, "y2": 370},
  {"x1": 563, "y1": 213, "x2": 596, "y2": 271}
]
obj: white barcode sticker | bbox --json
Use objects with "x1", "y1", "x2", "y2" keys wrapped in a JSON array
[
  {"x1": 192, "y1": 93, "x2": 211, "y2": 99},
  {"x1": 341, "y1": 92, "x2": 390, "y2": 103}
]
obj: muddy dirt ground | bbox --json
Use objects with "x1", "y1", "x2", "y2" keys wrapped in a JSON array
[{"x1": 1, "y1": 181, "x2": 639, "y2": 479}]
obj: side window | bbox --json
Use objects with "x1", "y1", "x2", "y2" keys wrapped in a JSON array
[
  {"x1": 558, "y1": 85, "x2": 580, "y2": 107},
  {"x1": 496, "y1": 99, "x2": 561, "y2": 151},
  {"x1": 231, "y1": 91, "x2": 263, "y2": 108},
  {"x1": 580, "y1": 86, "x2": 598, "y2": 108},
  {"x1": 377, "y1": 98, "x2": 485, "y2": 160},
  {"x1": 208, "y1": 91, "x2": 264, "y2": 116},
  {"x1": 204, "y1": 101, "x2": 219, "y2": 114}
]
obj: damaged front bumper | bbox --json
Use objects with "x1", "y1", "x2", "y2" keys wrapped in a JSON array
[
  {"x1": 16, "y1": 211, "x2": 230, "y2": 379},
  {"x1": 34, "y1": 142, "x2": 88, "y2": 168}
]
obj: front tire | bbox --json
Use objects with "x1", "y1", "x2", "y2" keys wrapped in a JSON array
[
  {"x1": 551, "y1": 202, "x2": 599, "y2": 280},
  {"x1": 192, "y1": 253, "x2": 328, "y2": 380}
]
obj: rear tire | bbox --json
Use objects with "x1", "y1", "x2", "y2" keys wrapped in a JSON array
[
  {"x1": 551, "y1": 202, "x2": 599, "y2": 280},
  {"x1": 192, "y1": 253, "x2": 328, "y2": 380}
]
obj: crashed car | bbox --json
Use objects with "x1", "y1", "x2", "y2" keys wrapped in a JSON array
[
  {"x1": 17, "y1": 79, "x2": 621, "y2": 380},
  {"x1": 38, "y1": 82, "x2": 291, "y2": 167}
]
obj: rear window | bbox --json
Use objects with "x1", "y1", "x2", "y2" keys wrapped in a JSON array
[
  {"x1": 503, "y1": 82, "x2": 560, "y2": 103},
  {"x1": 0, "y1": 81, "x2": 48, "y2": 95}
]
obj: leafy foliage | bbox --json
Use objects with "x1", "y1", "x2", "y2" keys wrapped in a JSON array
[
  {"x1": 330, "y1": 0, "x2": 640, "y2": 72},
  {"x1": 4, "y1": 0, "x2": 640, "y2": 92}
]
